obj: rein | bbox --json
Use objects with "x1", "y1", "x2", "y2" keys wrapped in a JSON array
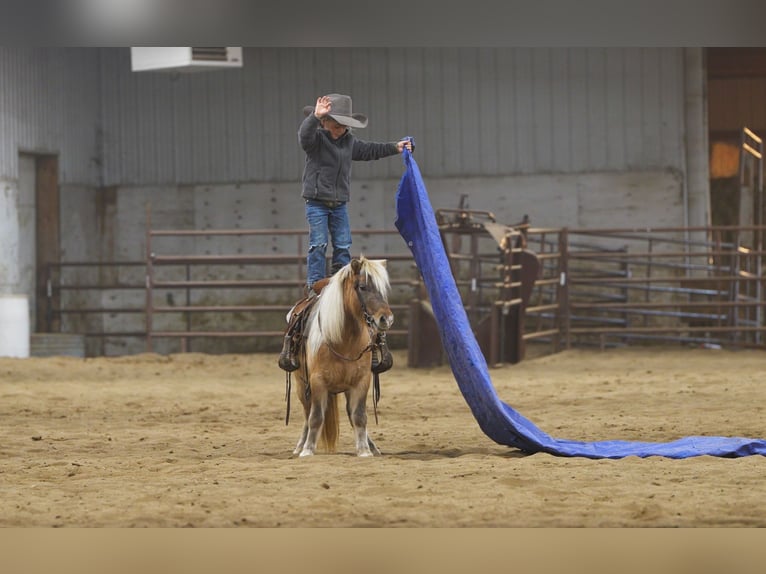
[{"x1": 320, "y1": 314, "x2": 375, "y2": 362}]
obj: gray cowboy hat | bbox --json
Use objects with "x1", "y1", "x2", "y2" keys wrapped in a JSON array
[{"x1": 302, "y1": 93, "x2": 368, "y2": 129}]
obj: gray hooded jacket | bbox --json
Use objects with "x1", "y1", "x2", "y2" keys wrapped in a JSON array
[{"x1": 298, "y1": 114, "x2": 399, "y2": 204}]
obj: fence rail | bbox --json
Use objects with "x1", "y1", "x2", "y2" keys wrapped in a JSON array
[{"x1": 144, "y1": 208, "x2": 419, "y2": 353}]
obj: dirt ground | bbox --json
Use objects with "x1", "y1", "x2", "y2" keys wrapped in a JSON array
[{"x1": 1, "y1": 346, "x2": 765, "y2": 527}]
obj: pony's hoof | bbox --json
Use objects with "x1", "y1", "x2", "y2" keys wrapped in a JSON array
[
  {"x1": 298, "y1": 450, "x2": 314, "y2": 457},
  {"x1": 357, "y1": 451, "x2": 374, "y2": 458},
  {"x1": 368, "y1": 439, "x2": 382, "y2": 456}
]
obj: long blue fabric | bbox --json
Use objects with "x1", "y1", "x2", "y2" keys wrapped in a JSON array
[{"x1": 394, "y1": 148, "x2": 766, "y2": 458}]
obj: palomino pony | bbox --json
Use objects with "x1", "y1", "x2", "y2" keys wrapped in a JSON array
[{"x1": 292, "y1": 256, "x2": 393, "y2": 457}]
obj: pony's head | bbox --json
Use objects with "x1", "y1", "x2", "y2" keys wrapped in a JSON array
[
  {"x1": 307, "y1": 256, "x2": 393, "y2": 351},
  {"x1": 347, "y1": 257, "x2": 393, "y2": 331}
]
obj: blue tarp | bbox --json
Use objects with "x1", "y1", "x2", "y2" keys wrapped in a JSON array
[{"x1": 394, "y1": 148, "x2": 766, "y2": 458}]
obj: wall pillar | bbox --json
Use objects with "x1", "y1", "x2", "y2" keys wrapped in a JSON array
[
  {"x1": 0, "y1": 182, "x2": 21, "y2": 294},
  {"x1": 684, "y1": 48, "x2": 712, "y2": 231}
]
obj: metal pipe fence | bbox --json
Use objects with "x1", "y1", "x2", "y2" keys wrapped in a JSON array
[
  {"x1": 552, "y1": 225, "x2": 766, "y2": 350},
  {"x1": 144, "y1": 210, "x2": 419, "y2": 353},
  {"x1": 44, "y1": 220, "x2": 766, "y2": 358}
]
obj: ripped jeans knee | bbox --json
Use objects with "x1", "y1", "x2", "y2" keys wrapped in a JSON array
[{"x1": 307, "y1": 241, "x2": 328, "y2": 288}]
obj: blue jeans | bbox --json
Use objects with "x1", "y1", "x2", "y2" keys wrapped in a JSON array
[{"x1": 305, "y1": 200, "x2": 352, "y2": 288}]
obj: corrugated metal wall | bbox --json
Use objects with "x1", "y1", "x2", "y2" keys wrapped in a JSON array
[
  {"x1": 98, "y1": 47, "x2": 687, "y2": 187},
  {"x1": 0, "y1": 48, "x2": 101, "y2": 185},
  {"x1": 0, "y1": 47, "x2": 688, "y2": 186}
]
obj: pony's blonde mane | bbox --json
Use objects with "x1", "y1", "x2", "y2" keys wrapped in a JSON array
[{"x1": 306, "y1": 257, "x2": 389, "y2": 354}]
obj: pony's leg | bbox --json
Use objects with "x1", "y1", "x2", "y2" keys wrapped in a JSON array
[
  {"x1": 346, "y1": 386, "x2": 376, "y2": 457},
  {"x1": 292, "y1": 423, "x2": 308, "y2": 456},
  {"x1": 299, "y1": 390, "x2": 328, "y2": 457},
  {"x1": 292, "y1": 378, "x2": 312, "y2": 456}
]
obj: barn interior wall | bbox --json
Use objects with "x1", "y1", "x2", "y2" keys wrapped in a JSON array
[
  {"x1": 0, "y1": 47, "x2": 705, "y2": 354},
  {"x1": 55, "y1": 184, "x2": 104, "y2": 344},
  {"x1": 77, "y1": 168, "x2": 683, "y2": 355},
  {"x1": 97, "y1": 47, "x2": 690, "y2": 185}
]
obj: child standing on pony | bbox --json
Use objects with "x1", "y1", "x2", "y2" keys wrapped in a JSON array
[{"x1": 279, "y1": 93, "x2": 413, "y2": 372}]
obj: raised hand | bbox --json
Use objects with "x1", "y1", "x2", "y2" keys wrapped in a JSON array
[{"x1": 314, "y1": 96, "x2": 332, "y2": 118}]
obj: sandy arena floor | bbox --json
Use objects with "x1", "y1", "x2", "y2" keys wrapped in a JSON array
[{"x1": 0, "y1": 347, "x2": 764, "y2": 527}]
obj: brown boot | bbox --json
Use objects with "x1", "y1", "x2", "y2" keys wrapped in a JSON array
[
  {"x1": 371, "y1": 332, "x2": 393, "y2": 374},
  {"x1": 278, "y1": 334, "x2": 299, "y2": 372}
]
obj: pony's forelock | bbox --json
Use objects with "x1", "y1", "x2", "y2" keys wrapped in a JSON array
[{"x1": 358, "y1": 257, "x2": 390, "y2": 298}]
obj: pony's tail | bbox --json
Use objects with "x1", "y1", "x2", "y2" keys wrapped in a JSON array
[{"x1": 320, "y1": 394, "x2": 340, "y2": 453}]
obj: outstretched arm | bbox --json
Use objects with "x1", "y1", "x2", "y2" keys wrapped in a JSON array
[{"x1": 352, "y1": 137, "x2": 415, "y2": 161}]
